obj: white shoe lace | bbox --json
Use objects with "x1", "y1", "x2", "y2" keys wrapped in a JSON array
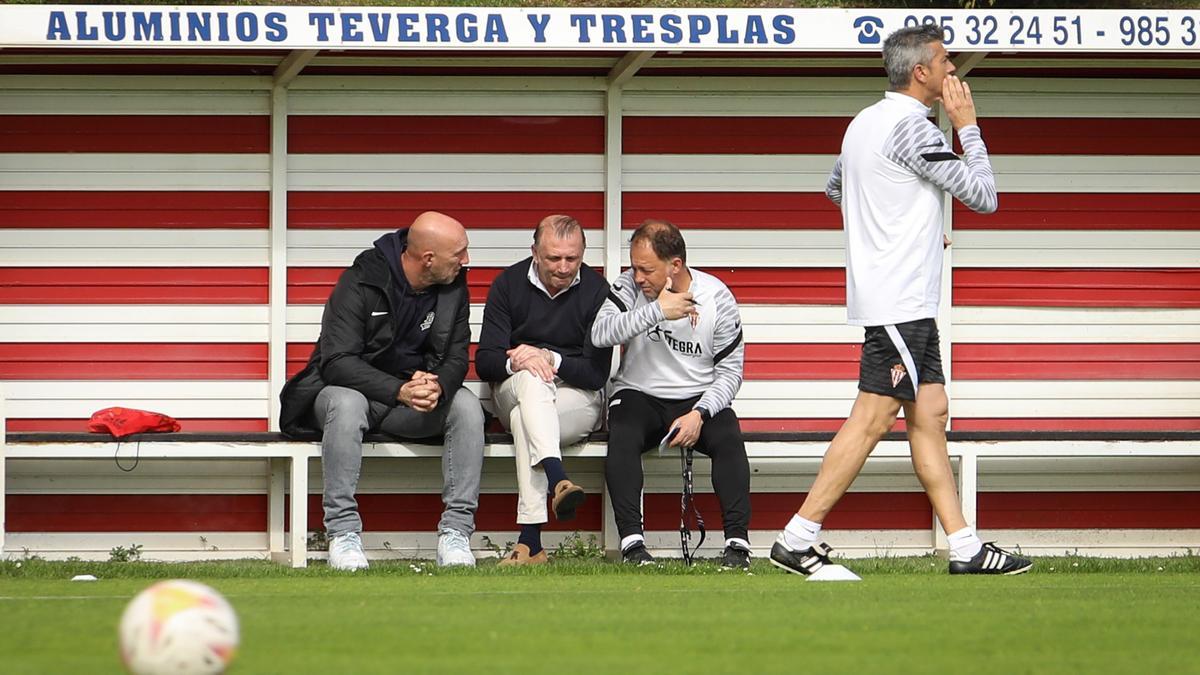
[
  {"x1": 332, "y1": 532, "x2": 362, "y2": 555},
  {"x1": 441, "y1": 529, "x2": 469, "y2": 550}
]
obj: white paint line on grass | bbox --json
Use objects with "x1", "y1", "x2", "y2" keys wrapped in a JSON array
[{"x1": 0, "y1": 595, "x2": 131, "y2": 601}]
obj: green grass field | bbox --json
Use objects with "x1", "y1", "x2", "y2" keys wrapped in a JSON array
[{"x1": 3, "y1": 555, "x2": 1199, "y2": 674}]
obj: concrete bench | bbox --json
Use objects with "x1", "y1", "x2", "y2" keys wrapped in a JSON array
[{"x1": 4, "y1": 420, "x2": 1198, "y2": 566}]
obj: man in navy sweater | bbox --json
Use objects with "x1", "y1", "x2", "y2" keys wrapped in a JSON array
[{"x1": 476, "y1": 215, "x2": 613, "y2": 565}]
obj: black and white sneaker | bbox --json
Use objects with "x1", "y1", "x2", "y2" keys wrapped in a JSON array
[
  {"x1": 719, "y1": 544, "x2": 752, "y2": 570},
  {"x1": 949, "y1": 542, "x2": 1032, "y2": 575},
  {"x1": 621, "y1": 542, "x2": 656, "y2": 566},
  {"x1": 769, "y1": 537, "x2": 834, "y2": 576}
]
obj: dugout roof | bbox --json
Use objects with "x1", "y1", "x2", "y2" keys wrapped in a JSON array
[{"x1": 2, "y1": 7, "x2": 1199, "y2": 78}]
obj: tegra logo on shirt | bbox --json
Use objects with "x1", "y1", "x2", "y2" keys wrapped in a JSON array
[
  {"x1": 647, "y1": 326, "x2": 703, "y2": 357},
  {"x1": 420, "y1": 311, "x2": 435, "y2": 331}
]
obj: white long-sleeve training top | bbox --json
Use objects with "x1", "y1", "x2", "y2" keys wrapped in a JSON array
[
  {"x1": 826, "y1": 91, "x2": 997, "y2": 326},
  {"x1": 591, "y1": 268, "x2": 744, "y2": 417}
]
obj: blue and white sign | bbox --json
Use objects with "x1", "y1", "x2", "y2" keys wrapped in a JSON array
[{"x1": 1, "y1": 6, "x2": 1198, "y2": 51}]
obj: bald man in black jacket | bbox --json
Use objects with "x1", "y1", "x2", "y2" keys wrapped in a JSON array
[{"x1": 280, "y1": 211, "x2": 484, "y2": 571}]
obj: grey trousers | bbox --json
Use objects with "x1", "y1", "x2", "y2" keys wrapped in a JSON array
[{"x1": 313, "y1": 384, "x2": 485, "y2": 538}]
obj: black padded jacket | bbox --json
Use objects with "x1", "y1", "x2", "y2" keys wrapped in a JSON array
[{"x1": 278, "y1": 229, "x2": 470, "y2": 437}]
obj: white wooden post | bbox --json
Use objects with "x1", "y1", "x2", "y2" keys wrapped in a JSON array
[
  {"x1": 959, "y1": 447, "x2": 979, "y2": 537},
  {"x1": 601, "y1": 68, "x2": 624, "y2": 558},
  {"x1": 601, "y1": 51, "x2": 654, "y2": 556},
  {"x1": 267, "y1": 49, "x2": 316, "y2": 431},
  {"x1": 933, "y1": 108, "x2": 955, "y2": 555},
  {"x1": 933, "y1": 51, "x2": 988, "y2": 554},
  {"x1": 270, "y1": 50, "x2": 317, "y2": 566}
]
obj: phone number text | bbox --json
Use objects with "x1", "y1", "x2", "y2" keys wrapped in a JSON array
[{"x1": 903, "y1": 13, "x2": 1199, "y2": 48}]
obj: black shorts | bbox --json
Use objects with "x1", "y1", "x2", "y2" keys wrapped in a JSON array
[{"x1": 858, "y1": 318, "x2": 945, "y2": 401}]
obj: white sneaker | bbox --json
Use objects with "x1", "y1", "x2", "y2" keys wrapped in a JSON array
[
  {"x1": 328, "y1": 532, "x2": 369, "y2": 571},
  {"x1": 436, "y1": 529, "x2": 476, "y2": 567}
]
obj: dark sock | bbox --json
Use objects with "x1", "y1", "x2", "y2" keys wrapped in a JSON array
[
  {"x1": 518, "y1": 524, "x2": 543, "y2": 555},
  {"x1": 539, "y1": 457, "x2": 568, "y2": 490}
]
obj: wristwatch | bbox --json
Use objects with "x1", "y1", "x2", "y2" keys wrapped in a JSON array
[{"x1": 695, "y1": 407, "x2": 712, "y2": 422}]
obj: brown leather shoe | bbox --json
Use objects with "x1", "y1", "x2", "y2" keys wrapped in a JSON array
[
  {"x1": 497, "y1": 543, "x2": 548, "y2": 567},
  {"x1": 551, "y1": 480, "x2": 586, "y2": 521}
]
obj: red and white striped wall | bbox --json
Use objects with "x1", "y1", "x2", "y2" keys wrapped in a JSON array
[
  {"x1": 2, "y1": 54, "x2": 1198, "y2": 558},
  {"x1": 1, "y1": 82, "x2": 273, "y2": 433}
]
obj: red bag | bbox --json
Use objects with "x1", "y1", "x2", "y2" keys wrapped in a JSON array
[{"x1": 87, "y1": 407, "x2": 181, "y2": 439}]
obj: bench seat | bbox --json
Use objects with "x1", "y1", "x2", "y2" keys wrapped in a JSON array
[{"x1": 4, "y1": 430, "x2": 1198, "y2": 566}]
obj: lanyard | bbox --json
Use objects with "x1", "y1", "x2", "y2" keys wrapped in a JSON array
[{"x1": 679, "y1": 446, "x2": 706, "y2": 566}]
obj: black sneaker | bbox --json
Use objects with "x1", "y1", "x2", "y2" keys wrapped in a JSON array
[
  {"x1": 769, "y1": 537, "x2": 834, "y2": 576},
  {"x1": 720, "y1": 544, "x2": 752, "y2": 570},
  {"x1": 949, "y1": 542, "x2": 1032, "y2": 575},
  {"x1": 621, "y1": 542, "x2": 655, "y2": 566}
]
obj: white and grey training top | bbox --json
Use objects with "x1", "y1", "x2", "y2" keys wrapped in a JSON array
[
  {"x1": 591, "y1": 268, "x2": 744, "y2": 416},
  {"x1": 827, "y1": 91, "x2": 997, "y2": 326}
]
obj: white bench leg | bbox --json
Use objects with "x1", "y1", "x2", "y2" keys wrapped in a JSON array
[
  {"x1": 603, "y1": 481, "x2": 646, "y2": 559},
  {"x1": 0, "y1": 439, "x2": 6, "y2": 559},
  {"x1": 933, "y1": 451, "x2": 955, "y2": 556},
  {"x1": 935, "y1": 449, "x2": 979, "y2": 556},
  {"x1": 268, "y1": 458, "x2": 286, "y2": 559},
  {"x1": 934, "y1": 450, "x2": 977, "y2": 557},
  {"x1": 602, "y1": 485, "x2": 619, "y2": 558},
  {"x1": 959, "y1": 450, "x2": 979, "y2": 533},
  {"x1": 288, "y1": 452, "x2": 309, "y2": 568}
]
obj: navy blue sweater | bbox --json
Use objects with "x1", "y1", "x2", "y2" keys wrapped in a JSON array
[{"x1": 475, "y1": 259, "x2": 612, "y2": 391}]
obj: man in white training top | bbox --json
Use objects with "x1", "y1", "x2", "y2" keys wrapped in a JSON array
[
  {"x1": 770, "y1": 25, "x2": 1032, "y2": 576},
  {"x1": 592, "y1": 219, "x2": 753, "y2": 569}
]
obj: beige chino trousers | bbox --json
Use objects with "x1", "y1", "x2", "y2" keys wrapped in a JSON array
[{"x1": 491, "y1": 370, "x2": 603, "y2": 524}]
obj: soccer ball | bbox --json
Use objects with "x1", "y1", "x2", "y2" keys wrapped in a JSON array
[{"x1": 118, "y1": 579, "x2": 240, "y2": 675}]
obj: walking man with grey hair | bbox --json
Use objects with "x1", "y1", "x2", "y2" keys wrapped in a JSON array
[
  {"x1": 770, "y1": 25, "x2": 1032, "y2": 576},
  {"x1": 476, "y1": 215, "x2": 612, "y2": 565}
]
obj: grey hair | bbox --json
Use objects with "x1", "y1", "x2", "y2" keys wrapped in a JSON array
[
  {"x1": 533, "y1": 214, "x2": 585, "y2": 247},
  {"x1": 883, "y1": 24, "x2": 944, "y2": 90}
]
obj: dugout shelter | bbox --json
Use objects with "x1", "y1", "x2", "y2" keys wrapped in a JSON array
[{"x1": 0, "y1": 6, "x2": 1198, "y2": 563}]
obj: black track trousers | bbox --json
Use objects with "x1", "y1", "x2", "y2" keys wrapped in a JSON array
[{"x1": 605, "y1": 388, "x2": 751, "y2": 542}]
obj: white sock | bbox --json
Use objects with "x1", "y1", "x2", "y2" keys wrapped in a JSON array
[
  {"x1": 725, "y1": 537, "x2": 751, "y2": 551},
  {"x1": 620, "y1": 534, "x2": 645, "y2": 552},
  {"x1": 782, "y1": 514, "x2": 821, "y2": 551},
  {"x1": 948, "y1": 527, "x2": 983, "y2": 562}
]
